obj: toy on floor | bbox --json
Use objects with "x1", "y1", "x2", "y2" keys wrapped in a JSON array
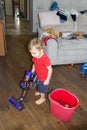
[
  {"x1": 8, "y1": 71, "x2": 37, "y2": 111},
  {"x1": 67, "y1": 64, "x2": 73, "y2": 69},
  {"x1": 81, "y1": 63, "x2": 87, "y2": 77}
]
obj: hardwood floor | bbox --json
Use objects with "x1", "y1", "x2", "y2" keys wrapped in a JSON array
[{"x1": 0, "y1": 16, "x2": 87, "y2": 130}]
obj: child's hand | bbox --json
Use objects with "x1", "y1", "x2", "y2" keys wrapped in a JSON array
[{"x1": 43, "y1": 80, "x2": 49, "y2": 85}]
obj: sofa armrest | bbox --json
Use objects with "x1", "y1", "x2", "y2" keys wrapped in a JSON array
[
  {"x1": 37, "y1": 27, "x2": 44, "y2": 38},
  {"x1": 45, "y1": 39, "x2": 58, "y2": 65}
]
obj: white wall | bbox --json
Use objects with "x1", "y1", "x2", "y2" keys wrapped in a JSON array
[
  {"x1": 5, "y1": 0, "x2": 13, "y2": 15},
  {"x1": 33, "y1": 0, "x2": 52, "y2": 32},
  {"x1": 53, "y1": 0, "x2": 87, "y2": 11}
]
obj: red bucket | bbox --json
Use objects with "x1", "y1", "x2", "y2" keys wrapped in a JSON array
[{"x1": 49, "y1": 89, "x2": 79, "y2": 122}]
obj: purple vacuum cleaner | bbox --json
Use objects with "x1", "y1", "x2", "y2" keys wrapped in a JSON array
[{"x1": 8, "y1": 71, "x2": 37, "y2": 111}]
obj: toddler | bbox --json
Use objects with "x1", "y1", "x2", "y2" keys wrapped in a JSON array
[{"x1": 28, "y1": 38, "x2": 52, "y2": 105}]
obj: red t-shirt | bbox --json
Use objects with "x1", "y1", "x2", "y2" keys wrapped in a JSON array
[{"x1": 32, "y1": 53, "x2": 51, "y2": 81}]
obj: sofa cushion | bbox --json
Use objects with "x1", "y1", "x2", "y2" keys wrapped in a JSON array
[
  {"x1": 77, "y1": 14, "x2": 87, "y2": 25},
  {"x1": 77, "y1": 25, "x2": 87, "y2": 33},
  {"x1": 59, "y1": 39, "x2": 87, "y2": 50},
  {"x1": 76, "y1": 14, "x2": 87, "y2": 32}
]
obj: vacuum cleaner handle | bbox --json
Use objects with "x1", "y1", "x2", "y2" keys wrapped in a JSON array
[
  {"x1": 25, "y1": 71, "x2": 33, "y2": 81},
  {"x1": 17, "y1": 82, "x2": 30, "y2": 102}
]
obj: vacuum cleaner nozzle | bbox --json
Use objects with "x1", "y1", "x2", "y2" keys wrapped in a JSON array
[{"x1": 8, "y1": 96, "x2": 24, "y2": 111}]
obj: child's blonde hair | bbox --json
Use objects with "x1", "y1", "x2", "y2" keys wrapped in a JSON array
[{"x1": 28, "y1": 38, "x2": 45, "y2": 51}]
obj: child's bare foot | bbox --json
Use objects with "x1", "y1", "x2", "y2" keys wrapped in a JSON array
[
  {"x1": 35, "y1": 98, "x2": 46, "y2": 105},
  {"x1": 35, "y1": 91, "x2": 40, "y2": 96}
]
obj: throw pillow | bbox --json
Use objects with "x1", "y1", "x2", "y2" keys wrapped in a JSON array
[{"x1": 38, "y1": 11, "x2": 60, "y2": 28}]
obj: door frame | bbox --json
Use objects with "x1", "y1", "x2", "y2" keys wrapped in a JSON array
[
  {"x1": 29, "y1": 0, "x2": 33, "y2": 34},
  {"x1": 12, "y1": 0, "x2": 20, "y2": 16}
]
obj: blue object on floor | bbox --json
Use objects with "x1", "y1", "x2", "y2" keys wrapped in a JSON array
[
  {"x1": 81, "y1": 63, "x2": 87, "y2": 77},
  {"x1": 17, "y1": 12, "x2": 25, "y2": 18},
  {"x1": 50, "y1": 1, "x2": 58, "y2": 11}
]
